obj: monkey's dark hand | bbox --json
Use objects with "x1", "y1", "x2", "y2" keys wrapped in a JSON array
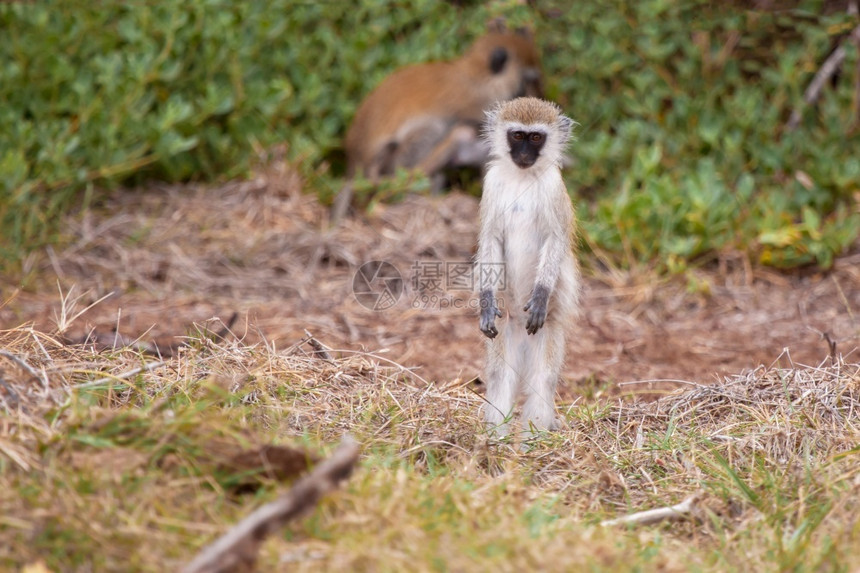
[
  {"x1": 479, "y1": 290, "x2": 503, "y2": 339},
  {"x1": 524, "y1": 284, "x2": 550, "y2": 335}
]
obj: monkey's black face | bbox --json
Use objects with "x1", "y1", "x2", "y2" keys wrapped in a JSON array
[{"x1": 507, "y1": 130, "x2": 545, "y2": 169}]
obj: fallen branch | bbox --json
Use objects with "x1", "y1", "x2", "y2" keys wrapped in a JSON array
[
  {"x1": 183, "y1": 436, "x2": 360, "y2": 573},
  {"x1": 786, "y1": 23, "x2": 860, "y2": 131},
  {"x1": 0, "y1": 350, "x2": 49, "y2": 391},
  {"x1": 304, "y1": 329, "x2": 334, "y2": 362},
  {"x1": 600, "y1": 491, "x2": 702, "y2": 527}
]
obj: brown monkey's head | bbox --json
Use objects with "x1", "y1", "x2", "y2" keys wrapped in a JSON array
[{"x1": 465, "y1": 19, "x2": 543, "y2": 101}]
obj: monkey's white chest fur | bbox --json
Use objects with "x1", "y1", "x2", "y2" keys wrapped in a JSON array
[
  {"x1": 477, "y1": 159, "x2": 579, "y2": 437},
  {"x1": 481, "y1": 163, "x2": 576, "y2": 321}
]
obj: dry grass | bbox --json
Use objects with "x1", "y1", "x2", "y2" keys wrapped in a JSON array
[{"x1": 2, "y1": 317, "x2": 859, "y2": 571}]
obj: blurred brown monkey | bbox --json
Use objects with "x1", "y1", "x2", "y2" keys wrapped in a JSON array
[{"x1": 331, "y1": 20, "x2": 543, "y2": 222}]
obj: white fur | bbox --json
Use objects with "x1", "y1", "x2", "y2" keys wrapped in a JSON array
[{"x1": 476, "y1": 100, "x2": 580, "y2": 439}]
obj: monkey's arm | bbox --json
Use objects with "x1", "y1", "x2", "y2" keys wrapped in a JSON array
[
  {"x1": 416, "y1": 123, "x2": 488, "y2": 182},
  {"x1": 479, "y1": 289, "x2": 503, "y2": 338},
  {"x1": 524, "y1": 193, "x2": 572, "y2": 334},
  {"x1": 477, "y1": 208, "x2": 504, "y2": 339}
]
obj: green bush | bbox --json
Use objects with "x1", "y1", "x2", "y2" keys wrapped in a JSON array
[
  {"x1": 1, "y1": 0, "x2": 857, "y2": 269},
  {"x1": 545, "y1": 2, "x2": 860, "y2": 268}
]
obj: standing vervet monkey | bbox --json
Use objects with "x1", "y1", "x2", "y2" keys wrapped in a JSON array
[
  {"x1": 476, "y1": 97, "x2": 579, "y2": 438},
  {"x1": 331, "y1": 20, "x2": 543, "y2": 222}
]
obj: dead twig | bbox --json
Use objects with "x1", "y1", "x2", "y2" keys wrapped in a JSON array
[
  {"x1": 304, "y1": 329, "x2": 334, "y2": 362},
  {"x1": 786, "y1": 23, "x2": 860, "y2": 131},
  {"x1": 182, "y1": 436, "x2": 360, "y2": 573},
  {"x1": 201, "y1": 312, "x2": 240, "y2": 343},
  {"x1": 0, "y1": 350, "x2": 49, "y2": 391},
  {"x1": 600, "y1": 491, "x2": 702, "y2": 527},
  {"x1": 823, "y1": 332, "x2": 838, "y2": 365}
]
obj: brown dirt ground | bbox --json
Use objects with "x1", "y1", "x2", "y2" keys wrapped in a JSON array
[{"x1": 2, "y1": 159, "x2": 859, "y2": 400}]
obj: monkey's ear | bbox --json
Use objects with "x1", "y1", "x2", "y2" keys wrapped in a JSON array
[
  {"x1": 483, "y1": 103, "x2": 503, "y2": 141},
  {"x1": 558, "y1": 115, "x2": 576, "y2": 138},
  {"x1": 489, "y1": 47, "x2": 508, "y2": 74},
  {"x1": 487, "y1": 17, "x2": 507, "y2": 34}
]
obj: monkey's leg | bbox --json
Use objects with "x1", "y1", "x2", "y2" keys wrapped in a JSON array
[
  {"x1": 330, "y1": 181, "x2": 354, "y2": 224},
  {"x1": 331, "y1": 143, "x2": 396, "y2": 224},
  {"x1": 521, "y1": 322, "x2": 564, "y2": 433},
  {"x1": 482, "y1": 332, "x2": 518, "y2": 437},
  {"x1": 429, "y1": 173, "x2": 447, "y2": 196},
  {"x1": 416, "y1": 124, "x2": 487, "y2": 193}
]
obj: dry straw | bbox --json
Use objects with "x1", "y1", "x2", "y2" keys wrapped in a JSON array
[{"x1": 2, "y1": 319, "x2": 860, "y2": 569}]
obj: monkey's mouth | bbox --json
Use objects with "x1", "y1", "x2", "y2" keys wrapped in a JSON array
[{"x1": 513, "y1": 156, "x2": 537, "y2": 169}]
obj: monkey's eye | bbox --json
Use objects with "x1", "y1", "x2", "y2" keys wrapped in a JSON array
[
  {"x1": 529, "y1": 133, "x2": 544, "y2": 143},
  {"x1": 512, "y1": 131, "x2": 526, "y2": 141}
]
